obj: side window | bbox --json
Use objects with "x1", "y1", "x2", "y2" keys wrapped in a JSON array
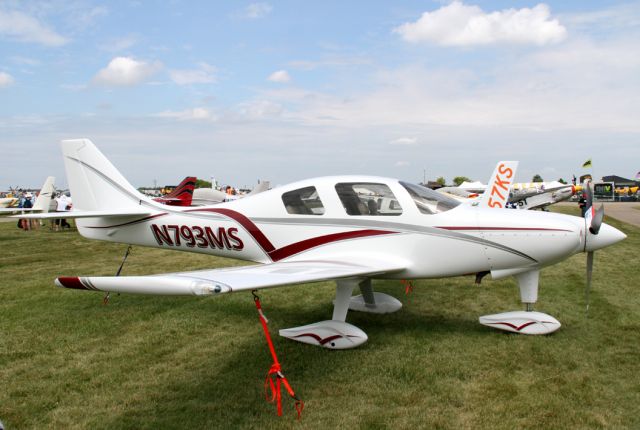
[
  {"x1": 282, "y1": 186, "x2": 325, "y2": 215},
  {"x1": 335, "y1": 183, "x2": 402, "y2": 216}
]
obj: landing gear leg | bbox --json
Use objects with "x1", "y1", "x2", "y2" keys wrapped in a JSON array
[
  {"x1": 332, "y1": 279, "x2": 357, "y2": 321},
  {"x1": 516, "y1": 269, "x2": 539, "y2": 311}
]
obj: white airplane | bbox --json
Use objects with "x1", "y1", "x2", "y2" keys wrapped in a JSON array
[
  {"x1": 192, "y1": 180, "x2": 270, "y2": 206},
  {"x1": 20, "y1": 140, "x2": 625, "y2": 348},
  {"x1": 0, "y1": 176, "x2": 56, "y2": 214}
]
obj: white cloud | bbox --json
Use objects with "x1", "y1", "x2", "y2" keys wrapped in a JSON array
[
  {"x1": 244, "y1": 3, "x2": 272, "y2": 19},
  {"x1": 0, "y1": 8, "x2": 68, "y2": 46},
  {"x1": 155, "y1": 107, "x2": 216, "y2": 121},
  {"x1": 395, "y1": 161, "x2": 410, "y2": 167},
  {"x1": 0, "y1": 71, "x2": 14, "y2": 87},
  {"x1": 93, "y1": 57, "x2": 162, "y2": 87},
  {"x1": 394, "y1": 1, "x2": 566, "y2": 46},
  {"x1": 389, "y1": 137, "x2": 417, "y2": 145},
  {"x1": 267, "y1": 70, "x2": 291, "y2": 83},
  {"x1": 169, "y1": 63, "x2": 217, "y2": 85}
]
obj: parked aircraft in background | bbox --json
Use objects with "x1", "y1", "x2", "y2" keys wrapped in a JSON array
[
  {"x1": 0, "y1": 177, "x2": 56, "y2": 214},
  {"x1": 439, "y1": 161, "x2": 518, "y2": 209},
  {"x1": 153, "y1": 177, "x2": 196, "y2": 207},
  {"x1": 20, "y1": 140, "x2": 625, "y2": 348},
  {"x1": 508, "y1": 181, "x2": 581, "y2": 210},
  {"x1": 192, "y1": 180, "x2": 270, "y2": 206}
]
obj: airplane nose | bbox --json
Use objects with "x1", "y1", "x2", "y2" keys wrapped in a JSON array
[{"x1": 584, "y1": 223, "x2": 627, "y2": 252}]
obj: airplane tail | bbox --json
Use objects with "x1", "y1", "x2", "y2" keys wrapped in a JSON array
[
  {"x1": 32, "y1": 176, "x2": 55, "y2": 212},
  {"x1": 479, "y1": 161, "x2": 518, "y2": 208},
  {"x1": 247, "y1": 180, "x2": 270, "y2": 196},
  {"x1": 154, "y1": 176, "x2": 196, "y2": 206},
  {"x1": 61, "y1": 139, "x2": 152, "y2": 211}
]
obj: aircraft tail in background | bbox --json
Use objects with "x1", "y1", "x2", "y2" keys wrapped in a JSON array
[
  {"x1": 32, "y1": 176, "x2": 55, "y2": 212},
  {"x1": 153, "y1": 176, "x2": 196, "y2": 206},
  {"x1": 479, "y1": 161, "x2": 518, "y2": 209}
]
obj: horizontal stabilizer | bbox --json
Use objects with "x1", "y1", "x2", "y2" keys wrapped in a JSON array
[
  {"x1": 12, "y1": 209, "x2": 154, "y2": 219},
  {"x1": 56, "y1": 258, "x2": 406, "y2": 296}
]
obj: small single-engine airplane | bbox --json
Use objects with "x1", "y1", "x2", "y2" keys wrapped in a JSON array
[
  {"x1": 20, "y1": 140, "x2": 626, "y2": 348},
  {"x1": 153, "y1": 176, "x2": 196, "y2": 206}
]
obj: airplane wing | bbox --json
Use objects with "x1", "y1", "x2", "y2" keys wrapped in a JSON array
[
  {"x1": 0, "y1": 207, "x2": 43, "y2": 213},
  {"x1": 11, "y1": 209, "x2": 155, "y2": 219},
  {"x1": 55, "y1": 258, "x2": 407, "y2": 296}
]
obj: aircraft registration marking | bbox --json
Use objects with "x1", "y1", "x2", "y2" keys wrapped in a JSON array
[
  {"x1": 488, "y1": 163, "x2": 515, "y2": 208},
  {"x1": 151, "y1": 224, "x2": 244, "y2": 251}
]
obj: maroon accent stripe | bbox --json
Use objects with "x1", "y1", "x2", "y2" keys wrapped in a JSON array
[
  {"x1": 57, "y1": 277, "x2": 90, "y2": 290},
  {"x1": 292, "y1": 333, "x2": 352, "y2": 345},
  {"x1": 437, "y1": 226, "x2": 572, "y2": 232},
  {"x1": 186, "y1": 208, "x2": 401, "y2": 261},
  {"x1": 86, "y1": 213, "x2": 168, "y2": 229},
  {"x1": 488, "y1": 321, "x2": 538, "y2": 331},
  {"x1": 185, "y1": 208, "x2": 276, "y2": 253},
  {"x1": 269, "y1": 229, "x2": 396, "y2": 262}
]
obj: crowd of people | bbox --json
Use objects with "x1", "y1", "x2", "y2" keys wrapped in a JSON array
[{"x1": 12, "y1": 192, "x2": 72, "y2": 231}]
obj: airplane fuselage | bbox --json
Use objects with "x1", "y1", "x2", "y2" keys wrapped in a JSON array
[{"x1": 75, "y1": 176, "x2": 600, "y2": 281}]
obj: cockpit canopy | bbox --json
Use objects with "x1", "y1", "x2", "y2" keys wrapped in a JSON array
[{"x1": 280, "y1": 179, "x2": 459, "y2": 216}]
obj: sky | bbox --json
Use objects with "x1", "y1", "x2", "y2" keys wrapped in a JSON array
[{"x1": 1, "y1": 0, "x2": 639, "y2": 190}]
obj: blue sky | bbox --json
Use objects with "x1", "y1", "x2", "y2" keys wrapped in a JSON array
[{"x1": 1, "y1": 1, "x2": 639, "y2": 189}]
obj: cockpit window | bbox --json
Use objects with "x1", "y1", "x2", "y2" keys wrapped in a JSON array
[
  {"x1": 400, "y1": 181, "x2": 460, "y2": 214},
  {"x1": 335, "y1": 183, "x2": 402, "y2": 216},
  {"x1": 282, "y1": 186, "x2": 325, "y2": 215}
]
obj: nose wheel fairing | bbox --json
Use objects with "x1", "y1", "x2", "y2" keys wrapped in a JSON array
[{"x1": 481, "y1": 268, "x2": 561, "y2": 335}]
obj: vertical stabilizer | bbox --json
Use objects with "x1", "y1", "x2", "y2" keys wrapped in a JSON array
[
  {"x1": 479, "y1": 161, "x2": 518, "y2": 208},
  {"x1": 61, "y1": 139, "x2": 149, "y2": 211},
  {"x1": 32, "y1": 176, "x2": 55, "y2": 212}
]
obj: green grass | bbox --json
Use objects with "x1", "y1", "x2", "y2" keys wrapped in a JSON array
[{"x1": 0, "y1": 211, "x2": 638, "y2": 429}]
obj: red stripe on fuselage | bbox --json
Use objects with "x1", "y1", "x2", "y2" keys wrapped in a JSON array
[
  {"x1": 269, "y1": 229, "x2": 396, "y2": 261},
  {"x1": 185, "y1": 208, "x2": 276, "y2": 253},
  {"x1": 185, "y1": 208, "x2": 398, "y2": 261}
]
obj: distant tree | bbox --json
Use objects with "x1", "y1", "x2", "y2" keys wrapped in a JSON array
[
  {"x1": 558, "y1": 178, "x2": 567, "y2": 184},
  {"x1": 436, "y1": 176, "x2": 446, "y2": 186},
  {"x1": 195, "y1": 178, "x2": 212, "y2": 189},
  {"x1": 453, "y1": 176, "x2": 471, "y2": 186},
  {"x1": 532, "y1": 174, "x2": 544, "y2": 183}
]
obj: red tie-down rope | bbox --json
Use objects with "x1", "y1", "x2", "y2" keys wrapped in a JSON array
[
  {"x1": 252, "y1": 291, "x2": 304, "y2": 419},
  {"x1": 401, "y1": 279, "x2": 414, "y2": 295}
]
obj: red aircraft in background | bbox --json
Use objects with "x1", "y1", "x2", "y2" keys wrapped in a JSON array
[{"x1": 153, "y1": 176, "x2": 196, "y2": 207}]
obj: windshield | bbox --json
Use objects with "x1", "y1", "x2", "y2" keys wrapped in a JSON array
[{"x1": 400, "y1": 181, "x2": 460, "y2": 214}]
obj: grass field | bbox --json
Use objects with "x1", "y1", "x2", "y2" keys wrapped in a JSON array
[{"x1": 1, "y1": 209, "x2": 638, "y2": 429}]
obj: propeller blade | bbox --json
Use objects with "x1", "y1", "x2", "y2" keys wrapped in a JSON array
[
  {"x1": 590, "y1": 204, "x2": 604, "y2": 235},
  {"x1": 584, "y1": 181, "x2": 593, "y2": 208},
  {"x1": 585, "y1": 251, "x2": 594, "y2": 313}
]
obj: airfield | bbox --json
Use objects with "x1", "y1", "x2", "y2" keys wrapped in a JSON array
[{"x1": 0, "y1": 205, "x2": 637, "y2": 429}]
